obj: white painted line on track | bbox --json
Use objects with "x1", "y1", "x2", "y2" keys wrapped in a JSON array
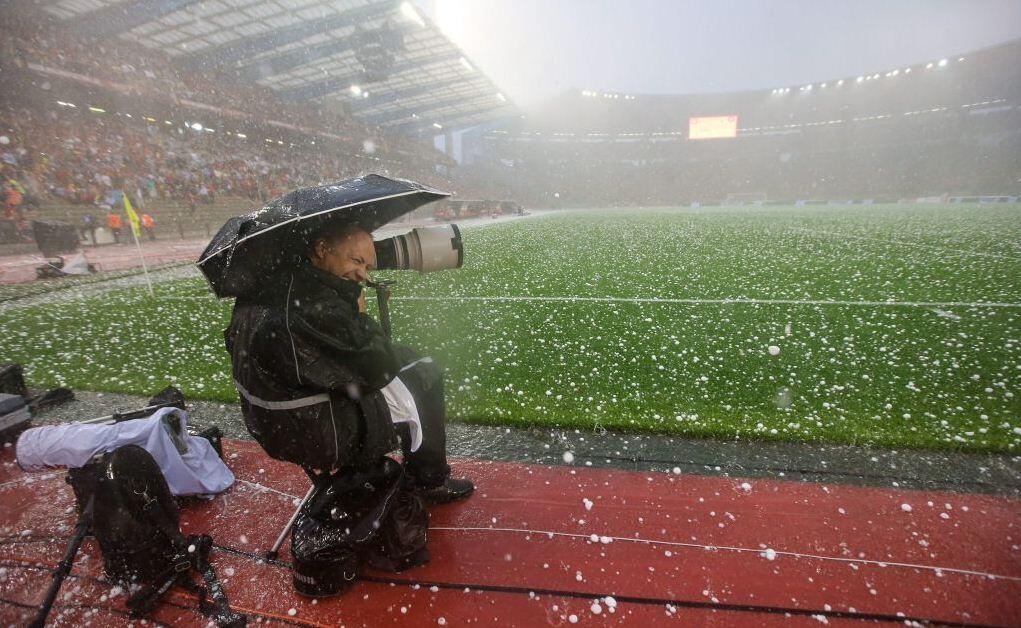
[
  {"x1": 432, "y1": 526, "x2": 1021, "y2": 583},
  {"x1": 790, "y1": 227, "x2": 1021, "y2": 262},
  {"x1": 220, "y1": 475, "x2": 1021, "y2": 584},
  {"x1": 217, "y1": 473, "x2": 1021, "y2": 588},
  {"x1": 394, "y1": 295, "x2": 1021, "y2": 309}
]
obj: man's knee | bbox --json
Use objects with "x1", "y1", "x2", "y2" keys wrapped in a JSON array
[
  {"x1": 391, "y1": 344, "x2": 422, "y2": 366},
  {"x1": 392, "y1": 345, "x2": 444, "y2": 391}
]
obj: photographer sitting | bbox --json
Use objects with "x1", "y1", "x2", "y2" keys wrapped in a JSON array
[{"x1": 224, "y1": 221, "x2": 473, "y2": 503}]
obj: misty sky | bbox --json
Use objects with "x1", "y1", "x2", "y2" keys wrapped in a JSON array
[{"x1": 415, "y1": 0, "x2": 1021, "y2": 106}]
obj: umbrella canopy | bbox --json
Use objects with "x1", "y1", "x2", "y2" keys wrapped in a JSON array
[{"x1": 197, "y1": 174, "x2": 448, "y2": 299}]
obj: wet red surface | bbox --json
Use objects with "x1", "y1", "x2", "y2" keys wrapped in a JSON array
[
  {"x1": 0, "y1": 239, "x2": 207, "y2": 284},
  {"x1": 2, "y1": 438, "x2": 1019, "y2": 626}
]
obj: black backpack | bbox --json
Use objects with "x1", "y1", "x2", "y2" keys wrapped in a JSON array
[
  {"x1": 290, "y1": 457, "x2": 429, "y2": 597},
  {"x1": 68, "y1": 445, "x2": 245, "y2": 626}
]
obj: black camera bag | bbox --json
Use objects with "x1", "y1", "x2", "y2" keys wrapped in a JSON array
[
  {"x1": 67, "y1": 445, "x2": 244, "y2": 626},
  {"x1": 0, "y1": 363, "x2": 28, "y2": 397},
  {"x1": 291, "y1": 457, "x2": 429, "y2": 597}
]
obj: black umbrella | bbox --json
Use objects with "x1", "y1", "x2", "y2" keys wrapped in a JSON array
[{"x1": 197, "y1": 174, "x2": 448, "y2": 298}]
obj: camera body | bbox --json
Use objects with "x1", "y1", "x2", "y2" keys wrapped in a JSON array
[{"x1": 374, "y1": 224, "x2": 463, "y2": 273}]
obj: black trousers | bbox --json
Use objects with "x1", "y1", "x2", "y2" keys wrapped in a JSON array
[{"x1": 391, "y1": 345, "x2": 450, "y2": 488}]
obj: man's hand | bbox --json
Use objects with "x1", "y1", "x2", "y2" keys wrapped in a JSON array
[{"x1": 357, "y1": 288, "x2": 367, "y2": 313}]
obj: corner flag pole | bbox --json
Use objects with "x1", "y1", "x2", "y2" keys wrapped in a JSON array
[{"x1": 123, "y1": 193, "x2": 154, "y2": 297}]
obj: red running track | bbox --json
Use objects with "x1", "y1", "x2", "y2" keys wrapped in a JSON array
[
  {"x1": 1, "y1": 439, "x2": 1019, "y2": 627},
  {"x1": 0, "y1": 239, "x2": 207, "y2": 284}
]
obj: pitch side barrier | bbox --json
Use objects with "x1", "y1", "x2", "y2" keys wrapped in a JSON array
[
  {"x1": 692, "y1": 199, "x2": 880, "y2": 208},
  {"x1": 949, "y1": 195, "x2": 1019, "y2": 203},
  {"x1": 687, "y1": 196, "x2": 1020, "y2": 208}
]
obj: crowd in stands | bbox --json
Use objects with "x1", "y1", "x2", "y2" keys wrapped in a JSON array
[
  {"x1": 0, "y1": 6, "x2": 460, "y2": 212},
  {"x1": 461, "y1": 104, "x2": 1021, "y2": 206},
  {"x1": 1, "y1": 99, "x2": 458, "y2": 237},
  {"x1": 0, "y1": 8, "x2": 468, "y2": 241},
  {"x1": 0, "y1": 10, "x2": 442, "y2": 164}
]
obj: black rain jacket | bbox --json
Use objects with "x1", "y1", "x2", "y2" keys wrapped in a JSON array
[{"x1": 225, "y1": 265, "x2": 401, "y2": 471}]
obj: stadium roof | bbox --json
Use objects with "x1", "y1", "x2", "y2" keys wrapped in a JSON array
[{"x1": 37, "y1": 0, "x2": 517, "y2": 133}]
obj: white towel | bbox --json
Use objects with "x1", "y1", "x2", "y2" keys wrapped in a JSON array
[
  {"x1": 16, "y1": 407, "x2": 234, "y2": 496},
  {"x1": 381, "y1": 376, "x2": 423, "y2": 452}
]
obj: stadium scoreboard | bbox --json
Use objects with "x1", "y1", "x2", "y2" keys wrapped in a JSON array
[{"x1": 688, "y1": 115, "x2": 739, "y2": 139}]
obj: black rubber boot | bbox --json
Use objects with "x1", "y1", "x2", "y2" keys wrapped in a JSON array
[{"x1": 414, "y1": 477, "x2": 474, "y2": 505}]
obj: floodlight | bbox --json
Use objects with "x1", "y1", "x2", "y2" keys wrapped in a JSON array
[
  {"x1": 904, "y1": 68, "x2": 911, "y2": 74},
  {"x1": 432, "y1": 123, "x2": 443, "y2": 129},
  {"x1": 938, "y1": 58, "x2": 948, "y2": 67},
  {"x1": 89, "y1": 106, "x2": 106, "y2": 113},
  {"x1": 362, "y1": 91, "x2": 370, "y2": 98},
  {"x1": 350, "y1": 84, "x2": 362, "y2": 95},
  {"x1": 926, "y1": 62, "x2": 934, "y2": 69},
  {"x1": 400, "y1": 2, "x2": 426, "y2": 27},
  {"x1": 237, "y1": 133, "x2": 247, "y2": 139},
  {"x1": 820, "y1": 82, "x2": 827, "y2": 88},
  {"x1": 837, "y1": 79, "x2": 844, "y2": 86},
  {"x1": 496, "y1": 92, "x2": 506, "y2": 101},
  {"x1": 957, "y1": 57, "x2": 965, "y2": 62},
  {"x1": 805, "y1": 84, "x2": 812, "y2": 91},
  {"x1": 190, "y1": 122, "x2": 203, "y2": 131},
  {"x1": 856, "y1": 76, "x2": 864, "y2": 83}
]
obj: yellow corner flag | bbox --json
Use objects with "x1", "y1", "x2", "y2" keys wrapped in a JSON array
[{"x1": 123, "y1": 192, "x2": 141, "y2": 239}]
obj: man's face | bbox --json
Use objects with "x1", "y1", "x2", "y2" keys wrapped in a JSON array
[{"x1": 311, "y1": 227, "x2": 376, "y2": 283}]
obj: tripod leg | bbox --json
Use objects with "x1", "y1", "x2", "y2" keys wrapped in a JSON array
[
  {"x1": 31, "y1": 494, "x2": 94, "y2": 628},
  {"x1": 266, "y1": 484, "x2": 316, "y2": 561},
  {"x1": 376, "y1": 284, "x2": 392, "y2": 339}
]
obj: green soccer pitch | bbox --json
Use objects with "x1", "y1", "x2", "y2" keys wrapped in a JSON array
[{"x1": 3, "y1": 204, "x2": 1019, "y2": 452}]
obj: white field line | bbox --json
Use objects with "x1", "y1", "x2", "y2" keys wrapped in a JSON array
[
  {"x1": 790, "y1": 227, "x2": 1021, "y2": 262},
  {"x1": 432, "y1": 526, "x2": 1021, "y2": 583},
  {"x1": 393, "y1": 295, "x2": 1021, "y2": 309},
  {"x1": 220, "y1": 475, "x2": 1021, "y2": 583}
]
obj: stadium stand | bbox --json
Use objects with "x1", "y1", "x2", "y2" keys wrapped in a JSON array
[
  {"x1": 458, "y1": 39, "x2": 1021, "y2": 207},
  {"x1": 0, "y1": 0, "x2": 517, "y2": 242}
]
